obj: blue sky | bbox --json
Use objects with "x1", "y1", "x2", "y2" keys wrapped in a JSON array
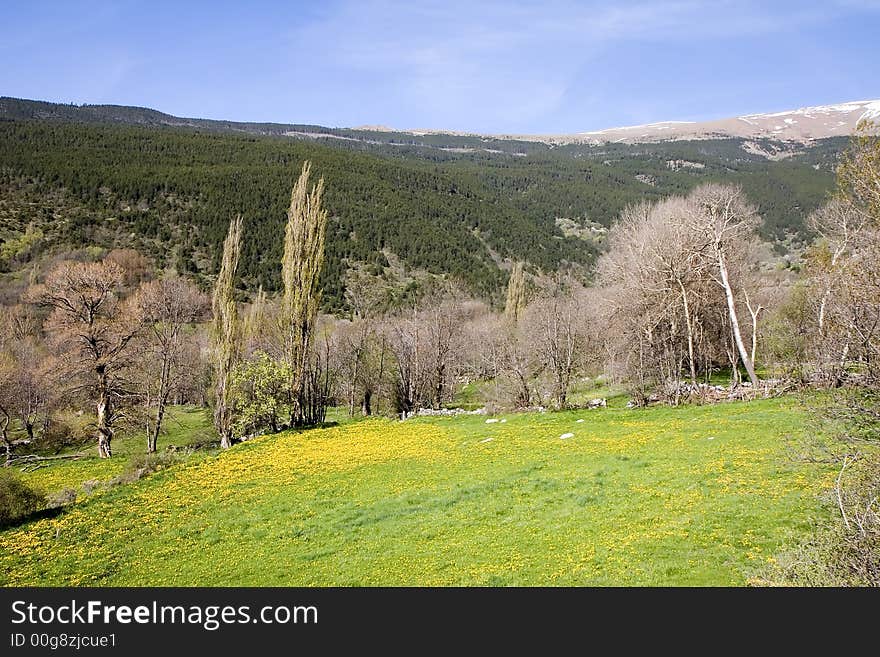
[{"x1": 2, "y1": 1, "x2": 879, "y2": 133}]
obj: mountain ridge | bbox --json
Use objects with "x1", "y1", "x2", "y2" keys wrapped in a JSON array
[
  {"x1": 3, "y1": 96, "x2": 877, "y2": 151},
  {"x1": 407, "y1": 99, "x2": 880, "y2": 145},
  {"x1": 564, "y1": 99, "x2": 880, "y2": 144}
]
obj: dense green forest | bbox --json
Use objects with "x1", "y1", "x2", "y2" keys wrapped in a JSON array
[{"x1": 0, "y1": 98, "x2": 841, "y2": 310}]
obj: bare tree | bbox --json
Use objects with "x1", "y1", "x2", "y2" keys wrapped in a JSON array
[
  {"x1": 0, "y1": 343, "x2": 58, "y2": 464},
  {"x1": 691, "y1": 184, "x2": 761, "y2": 386},
  {"x1": 386, "y1": 311, "x2": 430, "y2": 418},
  {"x1": 807, "y1": 200, "x2": 866, "y2": 335},
  {"x1": 299, "y1": 317, "x2": 336, "y2": 426},
  {"x1": 29, "y1": 260, "x2": 142, "y2": 457},
  {"x1": 828, "y1": 227, "x2": 880, "y2": 382},
  {"x1": 335, "y1": 318, "x2": 369, "y2": 416},
  {"x1": 598, "y1": 188, "x2": 765, "y2": 401},
  {"x1": 495, "y1": 319, "x2": 537, "y2": 408},
  {"x1": 838, "y1": 119, "x2": 880, "y2": 223},
  {"x1": 133, "y1": 277, "x2": 210, "y2": 452},
  {"x1": 0, "y1": 355, "x2": 25, "y2": 464},
  {"x1": 105, "y1": 249, "x2": 154, "y2": 288},
  {"x1": 526, "y1": 277, "x2": 589, "y2": 409},
  {"x1": 5, "y1": 340, "x2": 55, "y2": 443},
  {"x1": 423, "y1": 296, "x2": 463, "y2": 410},
  {"x1": 599, "y1": 201, "x2": 702, "y2": 401}
]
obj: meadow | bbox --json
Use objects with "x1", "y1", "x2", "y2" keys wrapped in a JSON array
[{"x1": 0, "y1": 397, "x2": 834, "y2": 586}]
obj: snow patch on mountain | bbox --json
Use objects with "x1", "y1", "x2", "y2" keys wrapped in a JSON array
[{"x1": 547, "y1": 98, "x2": 880, "y2": 146}]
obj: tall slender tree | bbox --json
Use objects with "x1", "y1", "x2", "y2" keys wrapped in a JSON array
[
  {"x1": 280, "y1": 161, "x2": 328, "y2": 425},
  {"x1": 504, "y1": 262, "x2": 526, "y2": 322},
  {"x1": 211, "y1": 216, "x2": 243, "y2": 448}
]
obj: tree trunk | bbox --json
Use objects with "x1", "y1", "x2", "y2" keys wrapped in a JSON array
[
  {"x1": 750, "y1": 315, "x2": 759, "y2": 366},
  {"x1": 434, "y1": 365, "x2": 444, "y2": 411},
  {"x1": 833, "y1": 342, "x2": 851, "y2": 387},
  {"x1": 362, "y1": 389, "x2": 372, "y2": 416},
  {"x1": 149, "y1": 396, "x2": 166, "y2": 454},
  {"x1": 514, "y1": 366, "x2": 531, "y2": 408},
  {"x1": 149, "y1": 354, "x2": 172, "y2": 454},
  {"x1": 678, "y1": 279, "x2": 697, "y2": 385},
  {"x1": 556, "y1": 383, "x2": 567, "y2": 410},
  {"x1": 726, "y1": 346, "x2": 740, "y2": 388},
  {"x1": 219, "y1": 427, "x2": 233, "y2": 449},
  {"x1": 1, "y1": 412, "x2": 11, "y2": 466},
  {"x1": 818, "y1": 290, "x2": 830, "y2": 334},
  {"x1": 744, "y1": 291, "x2": 763, "y2": 366},
  {"x1": 348, "y1": 353, "x2": 360, "y2": 417},
  {"x1": 716, "y1": 245, "x2": 759, "y2": 386},
  {"x1": 96, "y1": 392, "x2": 113, "y2": 458}
]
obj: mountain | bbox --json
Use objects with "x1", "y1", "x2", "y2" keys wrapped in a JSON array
[
  {"x1": 3, "y1": 95, "x2": 875, "y2": 153},
  {"x1": 375, "y1": 99, "x2": 880, "y2": 145},
  {"x1": 562, "y1": 99, "x2": 880, "y2": 145},
  {"x1": 0, "y1": 96, "x2": 545, "y2": 158},
  {"x1": 0, "y1": 97, "x2": 849, "y2": 309},
  {"x1": 326, "y1": 99, "x2": 880, "y2": 147}
]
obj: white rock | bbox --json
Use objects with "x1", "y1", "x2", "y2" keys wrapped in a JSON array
[
  {"x1": 500, "y1": 418, "x2": 507, "y2": 423},
  {"x1": 485, "y1": 418, "x2": 499, "y2": 424},
  {"x1": 576, "y1": 419, "x2": 585, "y2": 423},
  {"x1": 479, "y1": 437, "x2": 494, "y2": 443},
  {"x1": 560, "y1": 433, "x2": 575, "y2": 440}
]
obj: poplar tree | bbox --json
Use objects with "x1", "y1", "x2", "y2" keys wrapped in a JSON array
[
  {"x1": 211, "y1": 215, "x2": 243, "y2": 448},
  {"x1": 280, "y1": 162, "x2": 328, "y2": 425},
  {"x1": 504, "y1": 262, "x2": 526, "y2": 322}
]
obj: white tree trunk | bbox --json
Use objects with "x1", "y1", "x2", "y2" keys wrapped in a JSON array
[
  {"x1": 677, "y1": 279, "x2": 697, "y2": 384},
  {"x1": 744, "y1": 291, "x2": 763, "y2": 366},
  {"x1": 716, "y1": 247, "x2": 759, "y2": 386},
  {"x1": 96, "y1": 389, "x2": 113, "y2": 458}
]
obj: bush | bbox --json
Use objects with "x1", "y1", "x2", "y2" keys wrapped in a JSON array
[
  {"x1": 36, "y1": 413, "x2": 94, "y2": 454},
  {"x1": 46, "y1": 487, "x2": 77, "y2": 509},
  {"x1": 0, "y1": 469, "x2": 45, "y2": 527},
  {"x1": 117, "y1": 450, "x2": 182, "y2": 484}
]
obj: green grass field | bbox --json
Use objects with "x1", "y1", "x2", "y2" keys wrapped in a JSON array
[{"x1": 0, "y1": 398, "x2": 834, "y2": 586}]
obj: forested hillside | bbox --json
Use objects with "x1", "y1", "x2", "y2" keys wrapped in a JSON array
[{"x1": 0, "y1": 98, "x2": 841, "y2": 310}]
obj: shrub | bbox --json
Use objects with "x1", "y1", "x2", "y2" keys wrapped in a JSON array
[
  {"x1": 118, "y1": 450, "x2": 182, "y2": 484},
  {"x1": 36, "y1": 413, "x2": 93, "y2": 454},
  {"x1": 46, "y1": 487, "x2": 77, "y2": 509},
  {"x1": 0, "y1": 469, "x2": 45, "y2": 527}
]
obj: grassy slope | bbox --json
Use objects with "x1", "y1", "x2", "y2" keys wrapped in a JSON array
[
  {"x1": 0, "y1": 398, "x2": 833, "y2": 586},
  {"x1": 19, "y1": 407, "x2": 215, "y2": 497}
]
